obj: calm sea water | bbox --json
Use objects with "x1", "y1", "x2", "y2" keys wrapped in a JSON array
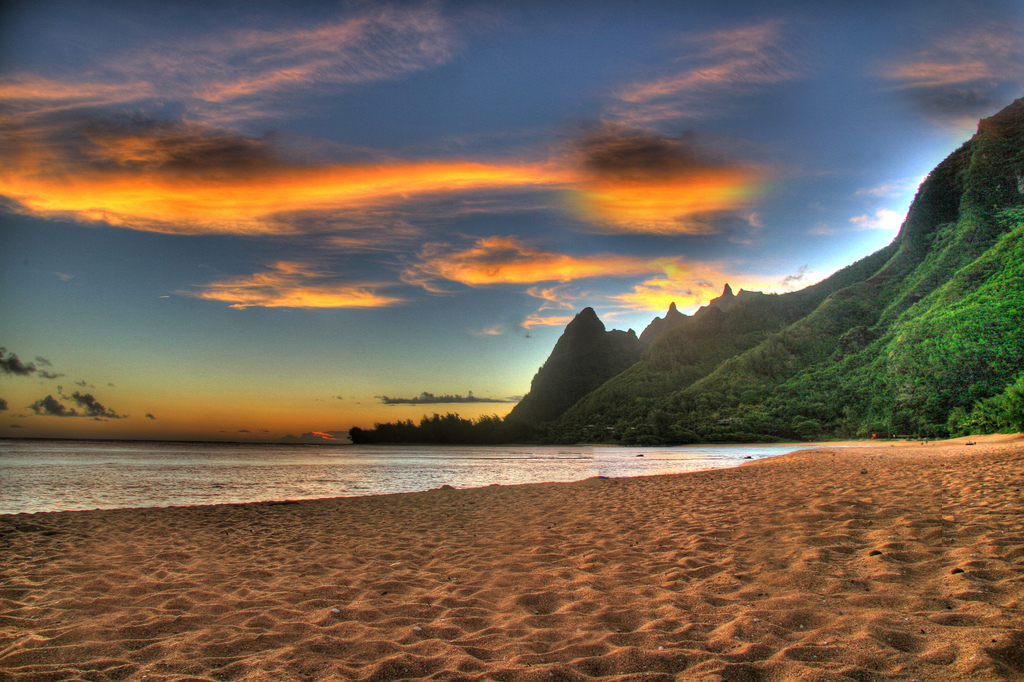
[{"x1": 0, "y1": 439, "x2": 811, "y2": 515}]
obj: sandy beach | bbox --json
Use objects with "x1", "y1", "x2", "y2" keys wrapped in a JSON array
[{"x1": 2, "y1": 436, "x2": 1022, "y2": 681}]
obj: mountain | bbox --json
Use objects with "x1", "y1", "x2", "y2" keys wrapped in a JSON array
[
  {"x1": 529, "y1": 98, "x2": 1024, "y2": 444},
  {"x1": 350, "y1": 99, "x2": 1023, "y2": 446},
  {"x1": 504, "y1": 308, "x2": 641, "y2": 426},
  {"x1": 638, "y1": 301, "x2": 686, "y2": 346}
]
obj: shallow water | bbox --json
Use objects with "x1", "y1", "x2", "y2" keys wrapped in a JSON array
[{"x1": 0, "y1": 439, "x2": 811, "y2": 514}]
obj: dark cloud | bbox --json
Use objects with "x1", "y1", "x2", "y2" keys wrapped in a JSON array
[
  {"x1": 10, "y1": 424, "x2": 24, "y2": 429},
  {"x1": 70, "y1": 392, "x2": 126, "y2": 419},
  {"x1": 238, "y1": 429, "x2": 250, "y2": 433},
  {"x1": 780, "y1": 265, "x2": 808, "y2": 289},
  {"x1": 57, "y1": 116, "x2": 287, "y2": 174},
  {"x1": 1, "y1": 348, "x2": 64, "y2": 379},
  {"x1": 0, "y1": 397, "x2": 8, "y2": 411},
  {"x1": 879, "y1": 25, "x2": 1024, "y2": 126},
  {"x1": 572, "y1": 124, "x2": 726, "y2": 179},
  {"x1": 27, "y1": 391, "x2": 126, "y2": 419},
  {"x1": 74, "y1": 379, "x2": 91, "y2": 388},
  {"x1": 904, "y1": 87, "x2": 1003, "y2": 123},
  {"x1": 145, "y1": 412, "x2": 156, "y2": 420},
  {"x1": 0, "y1": 348, "x2": 37, "y2": 375},
  {"x1": 378, "y1": 391, "x2": 518, "y2": 405},
  {"x1": 29, "y1": 395, "x2": 77, "y2": 417}
]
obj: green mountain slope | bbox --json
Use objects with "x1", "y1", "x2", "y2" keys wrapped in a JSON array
[{"x1": 543, "y1": 98, "x2": 1024, "y2": 444}]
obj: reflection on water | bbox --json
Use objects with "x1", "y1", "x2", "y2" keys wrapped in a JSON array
[{"x1": 0, "y1": 440, "x2": 810, "y2": 514}]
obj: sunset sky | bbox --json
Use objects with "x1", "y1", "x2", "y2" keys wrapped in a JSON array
[{"x1": 2, "y1": 0, "x2": 1023, "y2": 442}]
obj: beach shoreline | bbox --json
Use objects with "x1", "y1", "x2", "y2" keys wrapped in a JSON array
[{"x1": 2, "y1": 435, "x2": 1022, "y2": 680}]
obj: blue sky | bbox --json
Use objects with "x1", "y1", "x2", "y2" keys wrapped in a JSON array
[{"x1": 2, "y1": 0, "x2": 1022, "y2": 441}]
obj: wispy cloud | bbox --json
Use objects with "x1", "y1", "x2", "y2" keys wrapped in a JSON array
[
  {"x1": 469, "y1": 325, "x2": 506, "y2": 337},
  {"x1": 378, "y1": 391, "x2": 517, "y2": 405},
  {"x1": 404, "y1": 235, "x2": 780, "y2": 319},
  {"x1": 850, "y1": 208, "x2": 903, "y2": 231},
  {"x1": 855, "y1": 177, "x2": 925, "y2": 198},
  {"x1": 779, "y1": 265, "x2": 809, "y2": 290},
  {"x1": 1, "y1": 4, "x2": 460, "y2": 124},
  {"x1": 525, "y1": 283, "x2": 582, "y2": 311},
  {"x1": 516, "y1": 284, "x2": 584, "y2": 328},
  {"x1": 188, "y1": 261, "x2": 405, "y2": 309},
  {"x1": 611, "y1": 21, "x2": 804, "y2": 123},
  {"x1": 520, "y1": 312, "x2": 578, "y2": 330},
  {"x1": 878, "y1": 23, "x2": 1024, "y2": 125},
  {"x1": 403, "y1": 235, "x2": 667, "y2": 291}
]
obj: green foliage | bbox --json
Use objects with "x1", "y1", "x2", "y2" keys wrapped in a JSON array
[
  {"x1": 948, "y1": 373, "x2": 1024, "y2": 435},
  {"x1": 352, "y1": 100, "x2": 1024, "y2": 446},
  {"x1": 543, "y1": 100, "x2": 1024, "y2": 445},
  {"x1": 349, "y1": 413, "x2": 536, "y2": 444}
]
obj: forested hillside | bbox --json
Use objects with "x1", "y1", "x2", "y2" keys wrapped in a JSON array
[
  {"x1": 544, "y1": 99, "x2": 1024, "y2": 444},
  {"x1": 351, "y1": 99, "x2": 1024, "y2": 445}
]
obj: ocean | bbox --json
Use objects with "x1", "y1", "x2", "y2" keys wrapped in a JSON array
[{"x1": 0, "y1": 439, "x2": 811, "y2": 515}]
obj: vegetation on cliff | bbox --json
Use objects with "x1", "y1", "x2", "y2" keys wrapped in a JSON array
[{"x1": 351, "y1": 99, "x2": 1024, "y2": 445}]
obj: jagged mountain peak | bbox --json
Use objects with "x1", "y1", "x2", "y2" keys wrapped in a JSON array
[
  {"x1": 639, "y1": 300, "x2": 688, "y2": 346},
  {"x1": 505, "y1": 307, "x2": 641, "y2": 426},
  {"x1": 565, "y1": 307, "x2": 605, "y2": 334}
]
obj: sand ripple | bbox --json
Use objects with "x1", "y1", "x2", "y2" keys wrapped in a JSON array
[{"x1": 1, "y1": 436, "x2": 1022, "y2": 680}]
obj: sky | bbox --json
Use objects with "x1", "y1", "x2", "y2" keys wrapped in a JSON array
[{"x1": 2, "y1": 0, "x2": 1023, "y2": 442}]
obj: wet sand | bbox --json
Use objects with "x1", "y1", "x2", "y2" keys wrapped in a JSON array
[{"x1": 2, "y1": 435, "x2": 1022, "y2": 681}]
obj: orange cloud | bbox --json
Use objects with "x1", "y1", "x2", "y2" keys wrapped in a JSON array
[
  {"x1": 189, "y1": 261, "x2": 403, "y2": 309},
  {"x1": 310, "y1": 431, "x2": 346, "y2": 442},
  {"x1": 405, "y1": 236, "x2": 662, "y2": 289},
  {"x1": 524, "y1": 284, "x2": 579, "y2": 310},
  {"x1": 0, "y1": 116, "x2": 764, "y2": 237},
  {"x1": 567, "y1": 167, "x2": 763, "y2": 234},
  {"x1": 521, "y1": 312, "x2": 577, "y2": 329},
  {"x1": 563, "y1": 124, "x2": 768, "y2": 234},
  {"x1": 0, "y1": 75, "x2": 153, "y2": 109},
  {"x1": 403, "y1": 236, "x2": 782, "y2": 319},
  {"x1": 0, "y1": 142, "x2": 572, "y2": 235}
]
